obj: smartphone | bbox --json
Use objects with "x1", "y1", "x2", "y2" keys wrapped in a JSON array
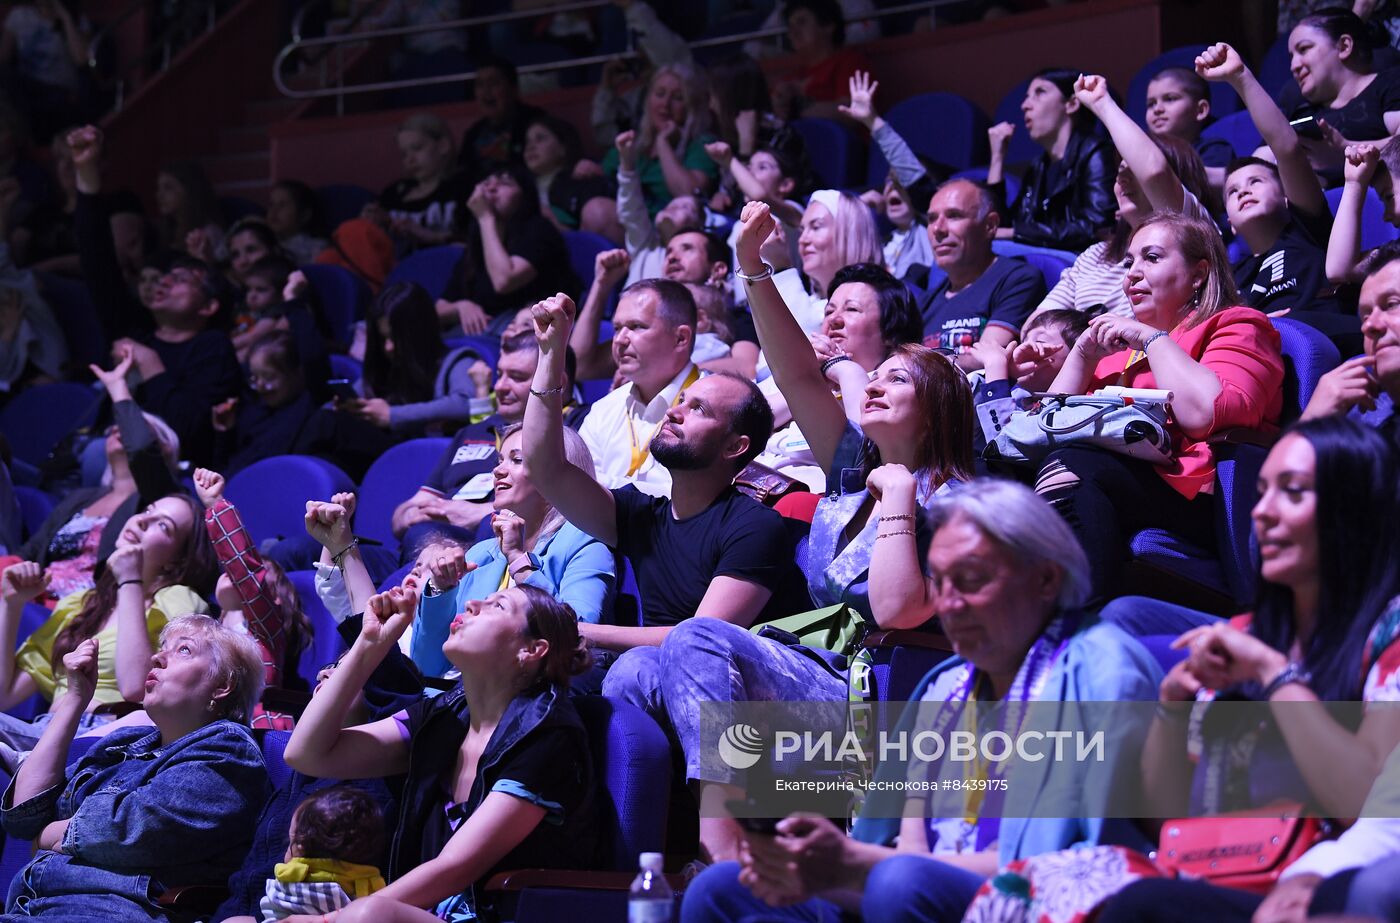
[
  {"x1": 726, "y1": 799, "x2": 782, "y2": 835},
  {"x1": 1289, "y1": 114, "x2": 1324, "y2": 141},
  {"x1": 328, "y1": 378, "x2": 359, "y2": 402}
]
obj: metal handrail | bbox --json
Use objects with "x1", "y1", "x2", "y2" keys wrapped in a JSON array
[
  {"x1": 273, "y1": 0, "x2": 954, "y2": 105},
  {"x1": 86, "y1": 0, "x2": 221, "y2": 111}
]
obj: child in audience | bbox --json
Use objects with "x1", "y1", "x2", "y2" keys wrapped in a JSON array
[
  {"x1": 364, "y1": 111, "x2": 467, "y2": 254},
  {"x1": 1326, "y1": 139, "x2": 1400, "y2": 285},
  {"x1": 259, "y1": 786, "x2": 386, "y2": 921},
  {"x1": 1196, "y1": 42, "x2": 1338, "y2": 313},
  {"x1": 842, "y1": 70, "x2": 937, "y2": 280},
  {"x1": 1145, "y1": 66, "x2": 1234, "y2": 189},
  {"x1": 265, "y1": 179, "x2": 329, "y2": 265},
  {"x1": 213, "y1": 330, "x2": 319, "y2": 474},
  {"x1": 232, "y1": 254, "x2": 294, "y2": 364}
]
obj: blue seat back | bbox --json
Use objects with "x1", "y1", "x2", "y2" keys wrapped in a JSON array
[
  {"x1": 1200, "y1": 110, "x2": 1264, "y2": 159},
  {"x1": 385, "y1": 245, "x2": 466, "y2": 299},
  {"x1": 1257, "y1": 33, "x2": 1294, "y2": 97},
  {"x1": 1325, "y1": 186, "x2": 1399, "y2": 253},
  {"x1": 578, "y1": 378, "x2": 612, "y2": 405},
  {"x1": 1272, "y1": 316, "x2": 1342, "y2": 423},
  {"x1": 315, "y1": 184, "x2": 378, "y2": 230},
  {"x1": 868, "y1": 92, "x2": 989, "y2": 188},
  {"x1": 572, "y1": 696, "x2": 671, "y2": 870},
  {"x1": 287, "y1": 569, "x2": 348, "y2": 691},
  {"x1": 951, "y1": 167, "x2": 1020, "y2": 212},
  {"x1": 1017, "y1": 250, "x2": 1072, "y2": 290},
  {"x1": 14, "y1": 486, "x2": 53, "y2": 542},
  {"x1": 790, "y1": 117, "x2": 861, "y2": 189},
  {"x1": 299, "y1": 263, "x2": 371, "y2": 345},
  {"x1": 225, "y1": 456, "x2": 355, "y2": 545},
  {"x1": 0, "y1": 382, "x2": 101, "y2": 467},
  {"x1": 356, "y1": 437, "x2": 454, "y2": 552},
  {"x1": 1127, "y1": 45, "x2": 1242, "y2": 127},
  {"x1": 563, "y1": 231, "x2": 613, "y2": 301},
  {"x1": 329, "y1": 353, "x2": 362, "y2": 385}
]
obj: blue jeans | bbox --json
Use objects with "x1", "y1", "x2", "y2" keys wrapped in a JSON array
[
  {"x1": 681, "y1": 856, "x2": 985, "y2": 923},
  {"x1": 1097, "y1": 596, "x2": 1222, "y2": 638},
  {"x1": 1347, "y1": 852, "x2": 1400, "y2": 917},
  {"x1": 658, "y1": 619, "x2": 846, "y2": 785}
]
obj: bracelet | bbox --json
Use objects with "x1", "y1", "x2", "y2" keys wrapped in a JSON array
[
  {"x1": 1154, "y1": 701, "x2": 1191, "y2": 724},
  {"x1": 735, "y1": 261, "x2": 774, "y2": 284},
  {"x1": 331, "y1": 538, "x2": 359, "y2": 567},
  {"x1": 1261, "y1": 661, "x2": 1312, "y2": 700},
  {"x1": 529, "y1": 386, "x2": 565, "y2": 399},
  {"x1": 876, "y1": 529, "x2": 915, "y2": 539},
  {"x1": 1142, "y1": 330, "x2": 1171, "y2": 351},
  {"x1": 879, "y1": 513, "x2": 914, "y2": 522},
  {"x1": 116, "y1": 579, "x2": 142, "y2": 589},
  {"x1": 820, "y1": 355, "x2": 854, "y2": 375}
]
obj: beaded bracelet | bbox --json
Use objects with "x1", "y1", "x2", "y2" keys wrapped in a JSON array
[
  {"x1": 879, "y1": 513, "x2": 914, "y2": 522},
  {"x1": 876, "y1": 529, "x2": 915, "y2": 539},
  {"x1": 820, "y1": 355, "x2": 854, "y2": 375},
  {"x1": 529, "y1": 386, "x2": 565, "y2": 399}
]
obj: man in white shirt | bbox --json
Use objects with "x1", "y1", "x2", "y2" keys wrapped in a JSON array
[{"x1": 578, "y1": 278, "x2": 698, "y2": 497}]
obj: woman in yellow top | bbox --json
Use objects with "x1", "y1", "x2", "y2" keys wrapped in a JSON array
[{"x1": 0, "y1": 493, "x2": 217, "y2": 757}]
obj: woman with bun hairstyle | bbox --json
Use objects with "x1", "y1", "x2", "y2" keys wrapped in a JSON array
[{"x1": 282, "y1": 582, "x2": 601, "y2": 922}]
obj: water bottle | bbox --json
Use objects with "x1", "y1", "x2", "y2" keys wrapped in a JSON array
[{"x1": 628, "y1": 851, "x2": 672, "y2": 923}]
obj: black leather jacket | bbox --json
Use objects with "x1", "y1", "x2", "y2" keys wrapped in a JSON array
[{"x1": 1001, "y1": 131, "x2": 1118, "y2": 253}]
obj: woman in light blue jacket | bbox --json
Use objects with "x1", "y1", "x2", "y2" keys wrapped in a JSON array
[{"x1": 412, "y1": 422, "x2": 615, "y2": 680}]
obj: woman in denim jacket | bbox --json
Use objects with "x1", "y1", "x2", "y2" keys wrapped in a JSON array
[
  {"x1": 284, "y1": 582, "x2": 601, "y2": 923},
  {"x1": 0, "y1": 614, "x2": 269, "y2": 922}
]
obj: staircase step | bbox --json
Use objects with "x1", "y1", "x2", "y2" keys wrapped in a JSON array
[
  {"x1": 218, "y1": 125, "x2": 268, "y2": 155},
  {"x1": 204, "y1": 150, "x2": 269, "y2": 186},
  {"x1": 243, "y1": 97, "x2": 302, "y2": 126}
]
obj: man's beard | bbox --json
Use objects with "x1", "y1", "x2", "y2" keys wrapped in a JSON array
[{"x1": 650, "y1": 431, "x2": 709, "y2": 471}]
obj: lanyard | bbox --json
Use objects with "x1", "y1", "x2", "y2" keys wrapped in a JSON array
[{"x1": 626, "y1": 366, "x2": 701, "y2": 476}]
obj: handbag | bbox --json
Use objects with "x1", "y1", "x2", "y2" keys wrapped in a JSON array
[
  {"x1": 1155, "y1": 802, "x2": 1331, "y2": 893},
  {"x1": 733, "y1": 460, "x2": 810, "y2": 506},
  {"x1": 984, "y1": 391, "x2": 1175, "y2": 466},
  {"x1": 753, "y1": 603, "x2": 867, "y2": 658}
]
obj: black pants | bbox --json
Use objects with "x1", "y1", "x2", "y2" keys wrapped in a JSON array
[{"x1": 1035, "y1": 446, "x2": 1215, "y2": 604}]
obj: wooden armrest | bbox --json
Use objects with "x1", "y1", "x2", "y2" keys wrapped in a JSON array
[
  {"x1": 1206, "y1": 427, "x2": 1275, "y2": 448},
  {"x1": 862, "y1": 628, "x2": 954, "y2": 653},
  {"x1": 485, "y1": 869, "x2": 688, "y2": 892}
]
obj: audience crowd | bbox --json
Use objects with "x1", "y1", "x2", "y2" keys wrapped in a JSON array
[{"x1": 1, "y1": 1, "x2": 1400, "y2": 921}]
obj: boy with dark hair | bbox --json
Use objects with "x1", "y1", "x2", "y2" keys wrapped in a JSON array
[{"x1": 1196, "y1": 44, "x2": 1337, "y2": 312}]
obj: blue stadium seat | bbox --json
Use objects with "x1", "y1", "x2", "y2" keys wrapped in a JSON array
[
  {"x1": 1128, "y1": 317, "x2": 1340, "y2": 609},
  {"x1": 951, "y1": 167, "x2": 1019, "y2": 211},
  {"x1": 0, "y1": 382, "x2": 101, "y2": 468},
  {"x1": 14, "y1": 486, "x2": 53, "y2": 542},
  {"x1": 329, "y1": 353, "x2": 362, "y2": 384},
  {"x1": 315, "y1": 184, "x2": 378, "y2": 230},
  {"x1": 299, "y1": 263, "x2": 372, "y2": 346},
  {"x1": 868, "y1": 93, "x2": 989, "y2": 188},
  {"x1": 225, "y1": 456, "x2": 355, "y2": 545},
  {"x1": 992, "y1": 79, "x2": 1044, "y2": 169},
  {"x1": 385, "y1": 244, "x2": 465, "y2": 299},
  {"x1": 1200, "y1": 110, "x2": 1263, "y2": 159},
  {"x1": 1127, "y1": 45, "x2": 1242, "y2": 128},
  {"x1": 1016, "y1": 249, "x2": 1073, "y2": 290},
  {"x1": 356, "y1": 437, "x2": 453, "y2": 553},
  {"x1": 287, "y1": 569, "x2": 348, "y2": 690},
  {"x1": 1257, "y1": 33, "x2": 1294, "y2": 97},
  {"x1": 564, "y1": 231, "x2": 615, "y2": 300},
  {"x1": 791, "y1": 117, "x2": 862, "y2": 189},
  {"x1": 1325, "y1": 185, "x2": 1399, "y2": 253},
  {"x1": 483, "y1": 696, "x2": 672, "y2": 921}
]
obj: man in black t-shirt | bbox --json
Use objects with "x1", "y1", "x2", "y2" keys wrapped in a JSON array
[
  {"x1": 917, "y1": 179, "x2": 1044, "y2": 371},
  {"x1": 523, "y1": 292, "x2": 802, "y2": 708}
]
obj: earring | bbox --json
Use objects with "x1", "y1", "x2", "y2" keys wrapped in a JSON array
[{"x1": 206, "y1": 698, "x2": 217, "y2": 714}]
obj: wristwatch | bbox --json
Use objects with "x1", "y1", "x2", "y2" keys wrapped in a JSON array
[
  {"x1": 509, "y1": 553, "x2": 543, "y2": 582},
  {"x1": 1261, "y1": 661, "x2": 1312, "y2": 700}
]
